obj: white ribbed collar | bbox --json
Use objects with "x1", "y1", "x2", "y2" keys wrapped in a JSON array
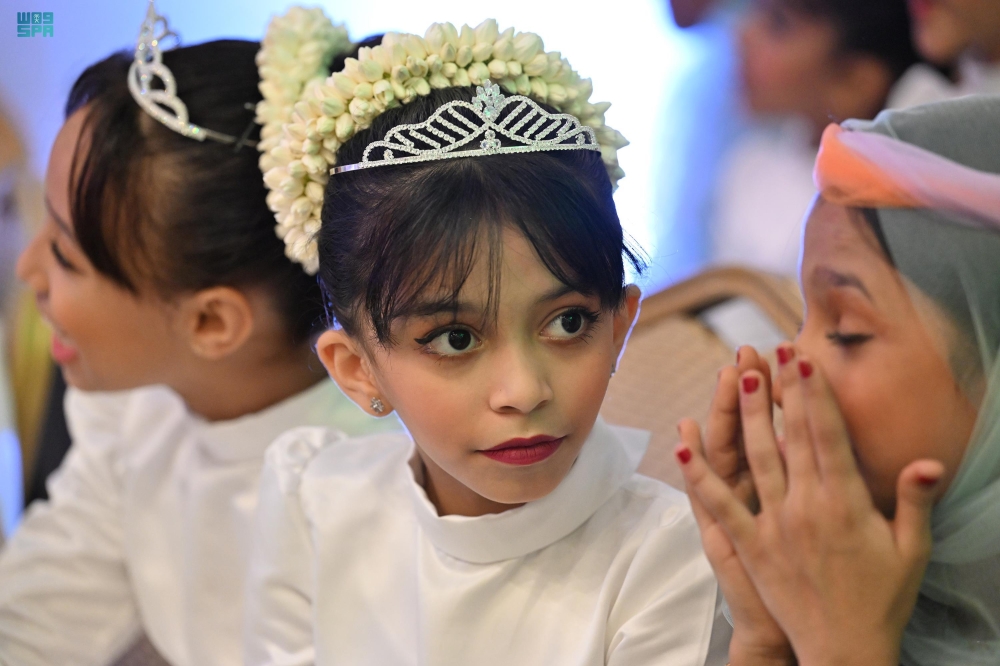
[{"x1": 405, "y1": 417, "x2": 649, "y2": 564}]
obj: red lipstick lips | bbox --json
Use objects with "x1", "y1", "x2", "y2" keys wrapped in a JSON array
[{"x1": 480, "y1": 435, "x2": 564, "y2": 466}]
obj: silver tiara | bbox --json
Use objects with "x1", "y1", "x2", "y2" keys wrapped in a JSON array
[
  {"x1": 331, "y1": 81, "x2": 600, "y2": 175},
  {"x1": 128, "y1": 0, "x2": 240, "y2": 144}
]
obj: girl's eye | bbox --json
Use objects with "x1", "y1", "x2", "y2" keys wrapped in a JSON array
[
  {"x1": 423, "y1": 328, "x2": 480, "y2": 356},
  {"x1": 825, "y1": 331, "x2": 873, "y2": 347},
  {"x1": 50, "y1": 240, "x2": 76, "y2": 271},
  {"x1": 543, "y1": 308, "x2": 598, "y2": 340}
]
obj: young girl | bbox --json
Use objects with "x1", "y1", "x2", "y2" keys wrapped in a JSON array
[
  {"x1": 0, "y1": 7, "x2": 396, "y2": 666},
  {"x1": 679, "y1": 94, "x2": 1000, "y2": 665},
  {"x1": 244, "y1": 20, "x2": 730, "y2": 666}
]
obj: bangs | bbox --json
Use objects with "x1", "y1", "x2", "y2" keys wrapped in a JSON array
[{"x1": 321, "y1": 150, "x2": 644, "y2": 345}]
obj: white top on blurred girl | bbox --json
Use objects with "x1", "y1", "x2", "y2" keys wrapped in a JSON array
[
  {"x1": 244, "y1": 19, "x2": 730, "y2": 666},
  {"x1": 0, "y1": 6, "x2": 394, "y2": 666}
]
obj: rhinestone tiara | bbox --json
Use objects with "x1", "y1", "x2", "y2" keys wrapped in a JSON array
[
  {"x1": 331, "y1": 80, "x2": 600, "y2": 175},
  {"x1": 128, "y1": 0, "x2": 240, "y2": 144}
]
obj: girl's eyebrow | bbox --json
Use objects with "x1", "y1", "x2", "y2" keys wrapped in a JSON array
[
  {"x1": 812, "y1": 266, "x2": 874, "y2": 302},
  {"x1": 44, "y1": 197, "x2": 74, "y2": 238},
  {"x1": 402, "y1": 285, "x2": 581, "y2": 319}
]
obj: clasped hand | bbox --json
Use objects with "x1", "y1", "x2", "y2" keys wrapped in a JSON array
[{"x1": 677, "y1": 345, "x2": 944, "y2": 666}]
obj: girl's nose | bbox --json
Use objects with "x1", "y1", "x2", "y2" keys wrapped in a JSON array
[{"x1": 488, "y1": 348, "x2": 554, "y2": 415}]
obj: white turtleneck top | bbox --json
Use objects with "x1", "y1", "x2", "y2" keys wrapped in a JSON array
[
  {"x1": 244, "y1": 417, "x2": 730, "y2": 665},
  {"x1": 0, "y1": 380, "x2": 397, "y2": 666}
]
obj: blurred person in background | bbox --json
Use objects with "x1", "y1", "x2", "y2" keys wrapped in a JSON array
[
  {"x1": 891, "y1": 0, "x2": 1000, "y2": 105},
  {"x1": 710, "y1": 0, "x2": 921, "y2": 276}
]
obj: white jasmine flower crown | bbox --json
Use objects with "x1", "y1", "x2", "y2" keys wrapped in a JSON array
[{"x1": 261, "y1": 19, "x2": 629, "y2": 275}]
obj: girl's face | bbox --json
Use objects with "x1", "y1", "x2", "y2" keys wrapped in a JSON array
[
  {"x1": 16, "y1": 109, "x2": 185, "y2": 391},
  {"x1": 739, "y1": 0, "x2": 841, "y2": 120},
  {"x1": 792, "y1": 199, "x2": 979, "y2": 514},
  {"x1": 326, "y1": 229, "x2": 639, "y2": 517},
  {"x1": 908, "y1": 0, "x2": 1000, "y2": 64}
]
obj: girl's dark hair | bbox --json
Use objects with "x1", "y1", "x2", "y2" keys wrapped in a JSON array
[
  {"x1": 793, "y1": 0, "x2": 920, "y2": 80},
  {"x1": 65, "y1": 40, "x2": 324, "y2": 344},
  {"x1": 318, "y1": 86, "x2": 644, "y2": 345}
]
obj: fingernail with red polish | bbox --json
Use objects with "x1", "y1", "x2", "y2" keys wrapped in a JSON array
[
  {"x1": 777, "y1": 346, "x2": 794, "y2": 365},
  {"x1": 676, "y1": 447, "x2": 692, "y2": 464},
  {"x1": 918, "y1": 474, "x2": 940, "y2": 488},
  {"x1": 798, "y1": 361, "x2": 813, "y2": 378},
  {"x1": 742, "y1": 376, "x2": 760, "y2": 394}
]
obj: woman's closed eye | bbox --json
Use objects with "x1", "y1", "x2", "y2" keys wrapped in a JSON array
[
  {"x1": 542, "y1": 308, "x2": 600, "y2": 341},
  {"x1": 50, "y1": 239, "x2": 77, "y2": 271},
  {"x1": 826, "y1": 330, "x2": 874, "y2": 347}
]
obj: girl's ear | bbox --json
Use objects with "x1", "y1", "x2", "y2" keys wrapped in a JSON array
[
  {"x1": 612, "y1": 285, "x2": 642, "y2": 359},
  {"x1": 316, "y1": 328, "x2": 392, "y2": 416},
  {"x1": 179, "y1": 286, "x2": 255, "y2": 360}
]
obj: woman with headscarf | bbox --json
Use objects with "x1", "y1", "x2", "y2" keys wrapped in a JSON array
[{"x1": 676, "y1": 94, "x2": 1000, "y2": 665}]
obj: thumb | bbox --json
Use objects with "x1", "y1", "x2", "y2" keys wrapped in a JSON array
[{"x1": 893, "y1": 459, "x2": 945, "y2": 566}]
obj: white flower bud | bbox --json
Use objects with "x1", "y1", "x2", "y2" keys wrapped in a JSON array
[
  {"x1": 391, "y1": 80, "x2": 407, "y2": 100},
  {"x1": 424, "y1": 23, "x2": 446, "y2": 52},
  {"x1": 473, "y1": 19, "x2": 499, "y2": 45},
  {"x1": 353, "y1": 82, "x2": 374, "y2": 100},
  {"x1": 472, "y1": 42, "x2": 493, "y2": 63},
  {"x1": 349, "y1": 96, "x2": 372, "y2": 119},
  {"x1": 492, "y1": 37, "x2": 514, "y2": 61},
  {"x1": 335, "y1": 113, "x2": 355, "y2": 140},
  {"x1": 373, "y1": 79, "x2": 394, "y2": 106},
  {"x1": 291, "y1": 197, "x2": 313, "y2": 222},
  {"x1": 285, "y1": 123, "x2": 307, "y2": 142},
  {"x1": 529, "y1": 77, "x2": 548, "y2": 99},
  {"x1": 441, "y1": 22, "x2": 459, "y2": 47},
  {"x1": 331, "y1": 73, "x2": 355, "y2": 97},
  {"x1": 272, "y1": 145, "x2": 293, "y2": 165},
  {"x1": 442, "y1": 62, "x2": 458, "y2": 78},
  {"x1": 409, "y1": 77, "x2": 431, "y2": 96},
  {"x1": 263, "y1": 167, "x2": 286, "y2": 190},
  {"x1": 371, "y1": 45, "x2": 393, "y2": 72},
  {"x1": 302, "y1": 153, "x2": 327, "y2": 175},
  {"x1": 303, "y1": 139, "x2": 321, "y2": 155},
  {"x1": 429, "y1": 72, "x2": 450, "y2": 89},
  {"x1": 391, "y1": 64, "x2": 411, "y2": 83},
  {"x1": 524, "y1": 53, "x2": 548, "y2": 77},
  {"x1": 507, "y1": 60, "x2": 522, "y2": 77},
  {"x1": 547, "y1": 83, "x2": 567, "y2": 104},
  {"x1": 513, "y1": 32, "x2": 542, "y2": 62},
  {"x1": 323, "y1": 136, "x2": 341, "y2": 152},
  {"x1": 488, "y1": 59, "x2": 508, "y2": 79},
  {"x1": 305, "y1": 181, "x2": 325, "y2": 203},
  {"x1": 545, "y1": 58, "x2": 561, "y2": 80},
  {"x1": 321, "y1": 96, "x2": 346, "y2": 117},
  {"x1": 401, "y1": 35, "x2": 428, "y2": 60},
  {"x1": 407, "y1": 56, "x2": 429, "y2": 78},
  {"x1": 514, "y1": 73, "x2": 531, "y2": 95},
  {"x1": 453, "y1": 67, "x2": 471, "y2": 87},
  {"x1": 468, "y1": 62, "x2": 490, "y2": 85},
  {"x1": 455, "y1": 45, "x2": 474, "y2": 68},
  {"x1": 458, "y1": 24, "x2": 475, "y2": 47},
  {"x1": 575, "y1": 78, "x2": 594, "y2": 100},
  {"x1": 439, "y1": 42, "x2": 457, "y2": 63},
  {"x1": 343, "y1": 59, "x2": 367, "y2": 84},
  {"x1": 280, "y1": 176, "x2": 304, "y2": 198},
  {"x1": 316, "y1": 116, "x2": 336, "y2": 136},
  {"x1": 426, "y1": 53, "x2": 443, "y2": 74},
  {"x1": 320, "y1": 149, "x2": 337, "y2": 165},
  {"x1": 500, "y1": 79, "x2": 517, "y2": 93},
  {"x1": 360, "y1": 59, "x2": 384, "y2": 83}
]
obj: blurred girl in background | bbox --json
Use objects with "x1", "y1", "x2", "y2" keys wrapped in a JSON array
[{"x1": 0, "y1": 7, "x2": 394, "y2": 666}]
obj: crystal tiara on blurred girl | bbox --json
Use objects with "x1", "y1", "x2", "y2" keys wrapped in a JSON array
[{"x1": 243, "y1": 18, "x2": 731, "y2": 666}]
